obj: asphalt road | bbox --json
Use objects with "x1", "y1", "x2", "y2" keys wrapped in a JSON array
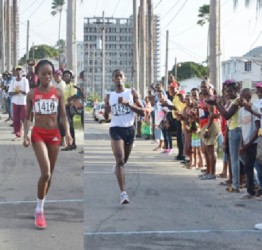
[
  {"x1": 84, "y1": 112, "x2": 262, "y2": 250},
  {"x1": 0, "y1": 114, "x2": 84, "y2": 250}
]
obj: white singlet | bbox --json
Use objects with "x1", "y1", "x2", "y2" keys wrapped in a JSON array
[{"x1": 109, "y1": 88, "x2": 135, "y2": 127}]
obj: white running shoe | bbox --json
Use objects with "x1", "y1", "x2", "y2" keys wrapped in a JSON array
[
  {"x1": 254, "y1": 223, "x2": 262, "y2": 230},
  {"x1": 120, "y1": 191, "x2": 129, "y2": 205}
]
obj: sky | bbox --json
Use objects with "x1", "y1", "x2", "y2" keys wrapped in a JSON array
[{"x1": 18, "y1": 0, "x2": 262, "y2": 76}]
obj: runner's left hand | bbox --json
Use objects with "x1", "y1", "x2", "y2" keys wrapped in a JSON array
[{"x1": 65, "y1": 134, "x2": 73, "y2": 146}]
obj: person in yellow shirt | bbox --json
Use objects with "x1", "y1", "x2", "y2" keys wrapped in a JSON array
[
  {"x1": 61, "y1": 70, "x2": 77, "y2": 151},
  {"x1": 161, "y1": 81, "x2": 186, "y2": 160},
  {"x1": 207, "y1": 80, "x2": 241, "y2": 191}
]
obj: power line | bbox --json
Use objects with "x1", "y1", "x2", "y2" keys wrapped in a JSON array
[
  {"x1": 153, "y1": 0, "x2": 163, "y2": 10},
  {"x1": 19, "y1": 0, "x2": 39, "y2": 15},
  {"x1": 112, "y1": 0, "x2": 121, "y2": 16},
  {"x1": 94, "y1": 0, "x2": 99, "y2": 16},
  {"x1": 161, "y1": 0, "x2": 182, "y2": 21},
  {"x1": 26, "y1": 0, "x2": 45, "y2": 19},
  {"x1": 20, "y1": 21, "x2": 56, "y2": 46},
  {"x1": 163, "y1": 0, "x2": 189, "y2": 30},
  {"x1": 160, "y1": 32, "x2": 205, "y2": 62}
]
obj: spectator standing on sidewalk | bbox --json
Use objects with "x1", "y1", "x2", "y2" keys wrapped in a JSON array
[
  {"x1": 61, "y1": 70, "x2": 77, "y2": 151},
  {"x1": 8, "y1": 66, "x2": 29, "y2": 141},
  {"x1": 23, "y1": 59, "x2": 72, "y2": 229},
  {"x1": 53, "y1": 69, "x2": 66, "y2": 146},
  {"x1": 104, "y1": 69, "x2": 144, "y2": 205},
  {"x1": 198, "y1": 80, "x2": 220, "y2": 180},
  {"x1": 162, "y1": 80, "x2": 185, "y2": 160},
  {"x1": 238, "y1": 88, "x2": 260, "y2": 199},
  {"x1": 207, "y1": 80, "x2": 241, "y2": 191}
]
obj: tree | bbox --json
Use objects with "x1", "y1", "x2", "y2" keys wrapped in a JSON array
[
  {"x1": 55, "y1": 39, "x2": 66, "y2": 53},
  {"x1": 170, "y1": 62, "x2": 208, "y2": 81},
  {"x1": 197, "y1": 4, "x2": 210, "y2": 26},
  {"x1": 51, "y1": 0, "x2": 66, "y2": 64},
  {"x1": 19, "y1": 44, "x2": 59, "y2": 64}
]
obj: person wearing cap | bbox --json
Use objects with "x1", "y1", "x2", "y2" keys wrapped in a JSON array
[
  {"x1": 61, "y1": 69, "x2": 77, "y2": 150},
  {"x1": 8, "y1": 66, "x2": 29, "y2": 140},
  {"x1": 161, "y1": 81, "x2": 186, "y2": 161}
]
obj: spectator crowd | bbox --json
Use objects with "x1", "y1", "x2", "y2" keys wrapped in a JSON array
[{"x1": 137, "y1": 74, "x2": 262, "y2": 203}]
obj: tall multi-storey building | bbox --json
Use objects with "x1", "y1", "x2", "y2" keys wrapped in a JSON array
[{"x1": 83, "y1": 15, "x2": 160, "y2": 97}]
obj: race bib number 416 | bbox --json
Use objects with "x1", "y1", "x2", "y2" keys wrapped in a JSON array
[{"x1": 35, "y1": 99, "x2": 58, "y2": 114}]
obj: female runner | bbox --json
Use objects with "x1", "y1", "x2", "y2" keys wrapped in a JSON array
[{"x1": 23, "y1": 60, "x2": 72, "y2": 229}]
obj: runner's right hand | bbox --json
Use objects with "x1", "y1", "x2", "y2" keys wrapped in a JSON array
[{"x1": 23, "y1": 136, "x2": 30, "y2": 147}]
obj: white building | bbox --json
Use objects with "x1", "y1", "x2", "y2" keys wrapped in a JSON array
[
  {"x1": 179, "y1": 77, "x2": 202, "y2": 93},
  {"x1": 76, "y1": 41, "x2": 84, "y2": 75},
  {"x1": 222, "y1": 46, "x2": 262, "y2": 88}
]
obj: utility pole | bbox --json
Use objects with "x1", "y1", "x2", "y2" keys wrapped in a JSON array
[
  {"x1": 133, "y1": 0, "x2": 139, "y2": 92},
  {"x1": 0, "y1": 0, "x2": 6, "y2": 72},
  {"x1": 139, "y1": 0, "x2": 146, "y2": 99},
  {"x1": 92, "y1": 46, "x2": 95, "y2": 96},
  {"x1": 12, "y1": 0, "x2": 17, "y2": 67},
  {"x1": 147, "y1": 0, "x2": 154, "y2": 85},
  {"x1": 101, "y1": 11, "x2": 105, "y2": 100},
  {"x1": 66, "y1": 0, "x2": 77, "y2": 77},
  {"x1": 164, "y1": 30, "x2": 169, "y2": 90},
  {"x1": 6, "y1": 0, "x2": 11, "y2": 71},
  {"x1": 26, "y1": 20, "x2": 29, "y2": 60},
  {"x1": 209, "y1": 0, "x2": 221, "y2": 92}
]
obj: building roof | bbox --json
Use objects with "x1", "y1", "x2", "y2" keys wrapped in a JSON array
[{"x1": 243, "y1": 46, "x2": 262, "y2": 57}]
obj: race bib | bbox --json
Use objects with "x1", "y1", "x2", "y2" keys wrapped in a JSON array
[
  {"x1": 35, "y1": 99, "x2": 58, "y2": 114},
  {"x1": 111, "y1": 103, "x2": 131, "y2": 116}
]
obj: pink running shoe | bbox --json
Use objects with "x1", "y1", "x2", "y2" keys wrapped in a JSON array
[
  {"x1": 162, "y1": 149, "x2": 169, "y2": 153},
  {"x1": 35, "y1": 211, "x2": 46, "y2": 229}
]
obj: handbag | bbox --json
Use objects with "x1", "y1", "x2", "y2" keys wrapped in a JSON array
[
  {"x1": 141, "y1": 121, "x2": 152, "y2": 136},
  {"x1": 159, "y1": 116, "x2": 170, "y2": 130}
]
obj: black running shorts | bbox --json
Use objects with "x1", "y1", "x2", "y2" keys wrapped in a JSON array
[{"x1": 109, "y1": 126, "x2": 135, "y2": 145}]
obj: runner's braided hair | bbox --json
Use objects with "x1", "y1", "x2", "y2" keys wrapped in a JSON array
[{"x1": 35, "y1": 59, "x2": 55, "y2": 75}]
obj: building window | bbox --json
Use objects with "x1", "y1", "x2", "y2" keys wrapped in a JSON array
[{"x1": 244, "y1": 61, "x2": 252, "y2": 72}]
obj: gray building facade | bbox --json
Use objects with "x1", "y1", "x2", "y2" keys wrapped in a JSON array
[{"x1": 83, "y1": 15, "x2": 160, "y2": 97}]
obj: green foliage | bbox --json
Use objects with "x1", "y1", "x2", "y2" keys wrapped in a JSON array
[
  {"x1": 19, "y1": 44, "x2": 59, "y2": 65},
  {"x1": 197, "y1": 4, "x2": 210, "y2": 26},
  {"x1": 125, "y1": 83, "x2": 131, "y2": 88},
  {"x1": 55, "y1": 39, "x2": 66, "y2": 53},
  {"x1": 87, "y1": 93, "x2": 101, "y2": 103},
  {"x1": 171, "y1": 62, "x2": 208, "y2": 81},
  {"x1": 51, "y1": 0, "x2": 66, "y2": 13}
]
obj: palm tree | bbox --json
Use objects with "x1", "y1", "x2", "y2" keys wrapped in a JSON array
[
  {"x1": 197, "y1": 4, "x2": 209, "y2": 26},
  {"x1": 51, "y1": 0, "x2": 66, "y2": 65}
]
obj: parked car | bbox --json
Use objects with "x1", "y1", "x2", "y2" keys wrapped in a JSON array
[{"x1": 93, "y1": 102, "x2": 111, "y2": 123}]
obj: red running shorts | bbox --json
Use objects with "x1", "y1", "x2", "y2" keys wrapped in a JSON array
[{"x1": 31, "y1": 126, "x2": 61, "y2": 145}]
